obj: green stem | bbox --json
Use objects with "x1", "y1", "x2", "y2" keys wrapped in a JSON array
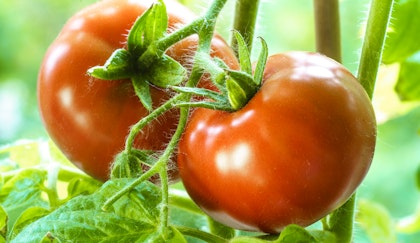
[
  {"x1": 102, "y1": 162, "x2": 162, "y2": 211},
  {"x1": 312, "y1": 1, "x2": 357, "y2": 242},
  {"x1": 326, "y1": 194, "x2": 356, "y2": 243},
  {"x1": 124, "y1": 94, "x2": 182, "y2": 153},
  {"x1": 104, "y1": 0, "x2": 230, "y2": 237},
  {"x1": 313, "y1": 0, "x2": 342, "y2": 62},
  {"x1": 176, "y1": 226, "x2": 229, "y2": 243},
  {"x1": 231, "y1": 0, "x2": 261, "y2": 56},
  {"x1": 357, "y1": 0, "x2": 394, "y2": 98}
]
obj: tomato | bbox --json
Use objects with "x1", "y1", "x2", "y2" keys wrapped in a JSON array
[
  {"x1": 177, "y1": 52, "x2": 377, "y2": 233},
  {"x1": 38, "y1": 0, "x2": 238, "y2": 181}
]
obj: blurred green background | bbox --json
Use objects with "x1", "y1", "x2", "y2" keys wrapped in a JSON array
[{"x1": 1, "y1": 0, "x2": 419, "y2": 242}]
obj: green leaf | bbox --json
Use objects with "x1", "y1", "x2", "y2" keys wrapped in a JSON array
[
  {"x1": 0, "y1": 140, "x2": 42, "y2": 170},
  {"x1": 397, "y1": 209, "x2": 420, "y2": 234},
  {"x1": 233, "y1": 31, "x2": 252, "y2": 75},
  {"x1": 394, "y1": 52, "x2": 420, "y2": 101},
  {"x1": 277, "y1": 225, "x2": 319, "y2": 243},
  {"x1": 66, "y1": 177, "x2": 102, "y2": 199},
  {"x1": 416, "y1": 164, "x2": 420, "y2": 190},
  {"x1": 8, "y1": 207, "x2": 51, "y2": 240},
  {"x1": 145, "y1": 54, "x2": 187, "y2": 87},
  {"x1": 382, "y1": 0, "x2": 420, "y2": 64},
  {"x1": 207, "y1": 216, "x2": 235, "y2": 239},
  {"x1": 87, "y1": 49, "x2": 133, "y2": 80},
  {"x1": 0, "y1": 169, "x2": 48, "y2": 229},
  {"x1": 132, "y1": 76, "x2": 153, "y2": 111},
  {"x1": 10, "y1": 180, "x2": 161, "y2": 242},
  {"x1": 356, "y1": 199, "x2": 397, "y2": 243},
  {"x1": 253, "y1": 37, "x2": 269, "y2": 85},
  {"x1": 229, "y1": 236, "x2": 272, "y2": 243},
  {"x1": 0, "y1": 206, "x2": 7, "y2": 240},
  {"x1": 40, "y1": 232, "x2": 61, "y2": 243}
]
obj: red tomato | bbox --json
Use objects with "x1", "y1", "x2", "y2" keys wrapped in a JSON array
[
  {"x1": 177, "y1": 52, "x2": 376, "y2": 233},
  {"x1": 38, "y1": 0, "x2": 238, "y2": 181}
]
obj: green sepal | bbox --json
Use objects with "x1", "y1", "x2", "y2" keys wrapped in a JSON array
[
  {"x1": 232, "y1": 30, "x2": 252, "y2": 75},
  {"x1": 226, "y1": 70, "x2": 258, "y2": 110},
  {"x1": 253, "y1": 37, "x2": 269, "y2": 85},
  {"x1": 171, "y1": 86, "x2": 226, "y2": 103},
  {"x1": 145, "y1": 54, "x2": 187, "y2": 88},
  {"x1": 127, "y1": 0, "x2": 168, "y2": 57},
  {"x1": 87, "y1": 49, "x2": 133, "y2": 80},
  {"x1": 132, "y1": 76, "x2": 153, "y2": 111}
]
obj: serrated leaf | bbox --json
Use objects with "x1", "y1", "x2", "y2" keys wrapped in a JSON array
[
  {"x1": 253, "y1": 37, "x2": 268, "y2": 85},
  {"x1": 233, "y1": 31, "x2": 252, "y2": 75},
  {"x1": 8, "y1": 207, "x2": 51, "y2": 240},
  {"x1": 66, "y1": 177, "x2": 101, "y2": 199},
  {"x1": 88, "y1": 49, "x2": 133, "y2": 80},
  {"x1": 395, "y1": 52, "x2": 420, "y2": 101},
  {"x1": 132, "y1": 76, "x2": 153, "y2": 111},
  {"x1": 356, "y1": 199, "x2": 396, "y2": 243},
  {"x1": 10, "y1": 180, "x2": 161, "y2": 242},
  {"x1": 383, "y1": 0, "x2": 420, "y2": 64},
  {"x1": 0, "y1": 169, "x2": 48, "y2": 229},
  {"x1": 146, "y1": 55, "x2": 187, "y2": 87}
]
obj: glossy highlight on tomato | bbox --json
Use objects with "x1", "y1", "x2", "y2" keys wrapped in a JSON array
[
  {"x1": 38, "y1": 0, "x2": 238, "y2": 181},
  {"x1": 178, "y1": 52, "x2": 377, "y2": 233}
]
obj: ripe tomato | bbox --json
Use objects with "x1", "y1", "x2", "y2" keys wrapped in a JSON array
[
  {"x1": 177, "y1": 52, "x2": 376, "y2": 233},
  {"x1": 38, "y1": 0, "x2": 238, "y2": 181}
]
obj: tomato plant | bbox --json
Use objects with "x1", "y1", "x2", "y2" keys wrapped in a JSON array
[
  {"x1": 177, "y1": 51, "x2": 377, "y2": 233},
  {"x1": 6, "y1": 0, "x2": 416, "y2": 242},
  {"x1": 37, "y1": 0, "x2": 238, "y2": 181}
]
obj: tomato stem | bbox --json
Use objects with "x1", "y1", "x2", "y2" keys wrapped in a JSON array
[
  {"x1": 325, "y1": 194, "x2": 356, "y2": 243},
  {"x1": 230, "y1": 0, "x2": 261, "y2": 57},
  {"x1": 357, "y1": 0, "x2": 394, "y2": 98},
  {"x1": 313, "y1": 0, "x2": 342, "y2": 62},
  {"x1": 176, "y1": 226, "x2": 229, "y2": 243}
]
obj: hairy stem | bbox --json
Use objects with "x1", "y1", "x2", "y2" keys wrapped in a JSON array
[
  {"x1": 313, "y1": 0, "x2": 342, "y2": 62},
  {"x1": 357, "y1": 0, "x2": 394, "y2": 98},
  {"x1": 326, "y1": 194, "x2": 356, "y2": 243},
  {"x1": 231, "y1": 0, "x2": 261, "y2": 56}
]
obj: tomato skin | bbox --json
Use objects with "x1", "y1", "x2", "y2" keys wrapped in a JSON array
[
  {"x1": 177, "y1": 52, "x2": 376, "y2": 233},
  {"x1": 38, "y1": 0, "x2": 238, "y2": 181}
]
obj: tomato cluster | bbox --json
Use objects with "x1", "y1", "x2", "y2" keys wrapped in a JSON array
[
  {"x1": 38, "y1": 0, "x2": 237, "y2": 181},
  {"x1": 177, "y1": 52, "x2": 376, "y2": 233},
  {"x1": 39, "y1": 0, "x2": 376, "y2": 234}
]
